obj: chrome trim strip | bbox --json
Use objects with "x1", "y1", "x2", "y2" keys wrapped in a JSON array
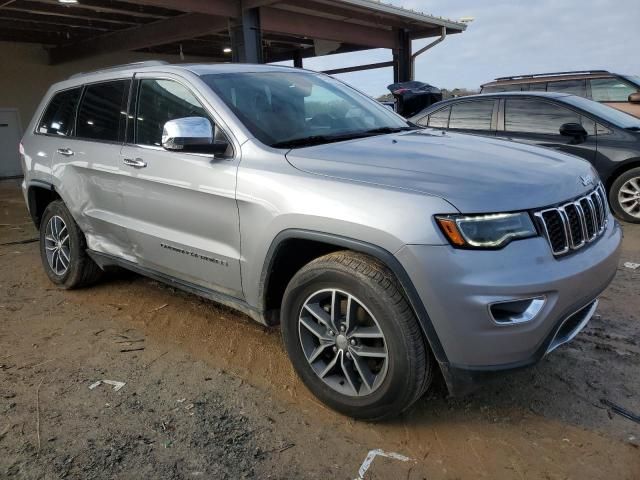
[
  {"x1": 573, "y1": 201, "x2": 589, "y2": 247},
  {"x1": 488, "y1": 295, "x2": 547, "y2": 326},
  {"x1": 534, "y1": 209, "x2": 569, "y2": 255},
  {"x1": 584, "y1": 196, "x2": 598, "y2": 240},
  {"x1": 547, "y1": 299, "x2": 599, "y2": 354}
]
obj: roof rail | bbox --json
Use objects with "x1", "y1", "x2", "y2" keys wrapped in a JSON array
[
  {"x1": 493, "y1": 70, "x2": 610, "y2": 82},
  {"x1": 68, "y1": 61, "x2": 170, "y2": 79}
]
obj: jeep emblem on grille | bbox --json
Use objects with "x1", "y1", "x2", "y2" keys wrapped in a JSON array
[{"x1": 580, "y1": 175, "x2": 595, "y2": 186}]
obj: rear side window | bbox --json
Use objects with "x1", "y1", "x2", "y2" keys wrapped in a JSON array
[
  {"x1": 76, "y1": 80, "x2": 130, "y2": 142},
  {"x1": 482, "y1": 85, "x2": 515, "y2": 93},
  {"x1": 529, "y1": 82, "x2": 547, "y2": 91},
  {"x1": 448, "y1": 100, "x2": 494, "y2": 130},
  {"x1": 505, "y1": 99, "x2": 581, "y2": 135},
  {"x1": 590, "y1": 78, "x2": 638, "y2": 102},
  {"x1": 546, "y1": 79, "x2": 586, "y2": 97},
  {"x1": 38, "y1": 88, "x2": 82, "y2": 136},
  {"x1": 135, "y1": 79, "x2": 210, "y2": 147},
  {"x1": 425, "y1": 107, "x2": 450, "y2": 128}
]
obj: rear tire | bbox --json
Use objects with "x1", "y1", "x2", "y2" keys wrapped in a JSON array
[
  {"x1": 281, "y1": 251, "x2": 433, "y2": 420},
  {"x1": 609, "y1": 167, "x2": 640, "y2": 223},
  {"x1": 39, "y1": 200, "x2": 103, "y2": 289}
]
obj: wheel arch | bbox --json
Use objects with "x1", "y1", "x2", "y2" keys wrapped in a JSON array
[
  {"x1": 26, "y1": 180, "x2": 61, "y2": 229},
  {"x1": 604, "y1": 157, "x2": 640, "y2": 193},
  {"x1": 259, "y1": 229, "x2": 449, "y2": 365}
]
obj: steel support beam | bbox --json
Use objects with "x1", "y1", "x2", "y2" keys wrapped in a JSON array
[
  {"x1": 322, "y1": 61, "x2": 393, "y2": 75},
  {"x1": 229, "y1": 7, "x2": 263, "y2": 63},
  {"x1": 116, "y1": 0, "x2": 240, "y2": 17},
  {"x1": 49, "y1": 13, "x2": 228, "y2": 64},
  {"x1": 260, "y1": 7, "x2": 397, "y2": 49},
  {"x1": 292, "y1": 50, "x2": 303, "y2": 68},
  {"x1": 393, "y1": 28, "x2": 411, "y2": 83}
]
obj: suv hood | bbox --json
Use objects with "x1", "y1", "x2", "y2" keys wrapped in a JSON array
[{"x1": 285, "y1": 130, "x2": 597, "y2": 213}]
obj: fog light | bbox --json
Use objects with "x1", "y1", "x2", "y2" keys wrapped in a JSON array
[{"x1": 489, "y1": 296, "x2": 546, "y2": 325}]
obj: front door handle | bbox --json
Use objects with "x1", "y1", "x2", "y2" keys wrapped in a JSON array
[
  {"x1": 57, "y1": 148, "x2": 74, "y2": 157},
  {"x1": 123, "y1": 157, "x2": 147, "y2": 168}
]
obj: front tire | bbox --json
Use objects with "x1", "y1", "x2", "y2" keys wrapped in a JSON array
[
  {"x1": 281, "y1": 251, "x2": 433, "y2": 420},
  {"x1": 609, "y1": 167, "x2": 640, "y2": 223},
  {"x1": 39, "y1": 200, "x2": 103, "y2": 289}
]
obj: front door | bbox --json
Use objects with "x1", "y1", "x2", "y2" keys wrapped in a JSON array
[
  {"x1": 496, "y1": 97, "x2": 598, "y2": 164},
  {"x1": 119, "y1": 75, "x2": 242, "y2": 298},
  {"x1": 0, "y1": 109, "x2": 22, "y2": 178}
]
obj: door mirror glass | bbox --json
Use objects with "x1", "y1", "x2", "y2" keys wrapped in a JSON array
[
  {"x1": 162, "y1": 117, "x2": 228, "y2": 155},
  {"x1": 629, "y1": 92, "x2": 640, "y2": 104},
  {"x1": 559, "y1": 122, "x2": 587, "y2": 138}
]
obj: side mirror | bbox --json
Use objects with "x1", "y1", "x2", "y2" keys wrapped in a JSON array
[
  {"x1": 162, "y1": 117, "x2": 229, "y2": 156},
  {"x1": 559, "y1": 122, "x2": 587, "y2": 139},
  {"x1": 629, "y1": 92, "x2": 640, "y2": 104}
]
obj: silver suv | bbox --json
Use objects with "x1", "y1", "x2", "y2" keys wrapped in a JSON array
[{"x1": 20, "y1": 62, "x2": 622, "y2": 419}]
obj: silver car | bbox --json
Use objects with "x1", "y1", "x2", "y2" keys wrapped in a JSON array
[{"x1": 20, "y1": 62, "x2": 622, "y2": 419}]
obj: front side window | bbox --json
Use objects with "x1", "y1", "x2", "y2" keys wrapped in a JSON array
[
  {"x1": 425, "y1": 107, "x2": 450, "y2": 128},
  {"x1": 201, "y1": 71, "x2": 409, "y2": 148},
  {"x1": 448, "y1": 100, "x2": 494, "y2": 131},
  {"x1": 38, "y1": 88, "x2": 82, "y2": 136},
  {"x1": 135, "y1": 79, "x2": 210, "y2": 147},
  {"x1": 529, "y1": 82, "x2": 547, "y2": 91},
  {"x1": 505, "y1": 99, "x2": 581, "y2": 135},
  {"x1": 590, "y1": 78, "x2": 638, "y2": 102},
  {"x1": 546, "y1": 79, "x2": 586, "y2": 97},
  {"x1": 76, "y1": 80, "x2": 129, "y2": 142}
]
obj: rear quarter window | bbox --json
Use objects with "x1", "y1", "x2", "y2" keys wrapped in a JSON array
[
  {"x1": 546, "y1": 79, "x2": 586, "y2": 97},
  {"x1": 423, "y1": 106, "x2": 450, "y2": 128},
  {"x1": 37, "y1": 88, "x2": 82, "y2": 136}
]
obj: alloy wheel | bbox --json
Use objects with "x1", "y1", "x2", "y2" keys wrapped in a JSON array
[
  {"x1": 618, "y1": 176, "x2": 640, "y2": 219},
  {"x1": 298, "y1": 288, "x2": 388, "y2": 397},
  {"x1": 44, "y1": 215, "x2": 71, "y2": 276}
]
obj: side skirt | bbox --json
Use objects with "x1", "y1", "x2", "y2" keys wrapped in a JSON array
[{"x1": 87, "y1": 250, "x2": 268, "y2": 326}]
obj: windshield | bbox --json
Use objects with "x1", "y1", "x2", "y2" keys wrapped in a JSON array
[
  {"x1": 563, "y1": 95, "x2": 640, "y2": 128},
  {"x1": 623, "y1": 75, "x2": 640, "y2": 87},
  {"x1": 201, "y1": 71, "x2": 410, "y2": 148}
]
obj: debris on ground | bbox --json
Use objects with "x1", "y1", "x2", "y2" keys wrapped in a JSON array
[
  {"x1": 601, "y1": 399, "x2": 640, "y2": 424},
  {"x1": 623, "y1": 262, "x2": 640, "y2": 270},
  {"x1": 88, "y1": 380, "x2": 126, "y2": 392},
  {"x1": 149, "y1": 303, "x2": 168, "y2": 312}
]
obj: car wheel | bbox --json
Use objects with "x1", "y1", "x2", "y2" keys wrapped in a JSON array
[
  {"x1": 609, "y1": 167, "x2": 640, "y2": 223},
  {"x1": 39, "y1": 200, "x2": 103, "y2": 289},
  {"x1": 281, "y1": 251, "x2": 433, "y2": 420}
]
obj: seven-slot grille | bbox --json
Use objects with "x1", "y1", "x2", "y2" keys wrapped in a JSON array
[{"x1": 535, "y1": 185, "x2": 608, "y2": 256}]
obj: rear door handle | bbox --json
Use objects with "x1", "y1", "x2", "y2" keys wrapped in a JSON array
[
  {"x1": 123, "y1": 157, "x2": 147, "y2": 168},
  {"x1": 57, "y1": 148, "x2": 74, "y2": 157}
]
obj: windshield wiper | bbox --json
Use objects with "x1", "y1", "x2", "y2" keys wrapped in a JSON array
[
  {"x1": 359, "y1": 126, "x2": 420, "y2": 135},
  {"x1": 271, "y1": 126, "x2": 419, "y2": 149},
  {"x1": 625, "y1": 126, "x2": 640, "y2": 131},
  {"x1": 272, "y1": 133, "x2": 360, "y2": 149}
]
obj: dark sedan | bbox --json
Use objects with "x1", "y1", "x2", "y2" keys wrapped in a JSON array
[{"x1": 411, "y1": 92, "x2": 640, "y2": 223}]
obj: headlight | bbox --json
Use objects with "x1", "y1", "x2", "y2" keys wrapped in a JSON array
[{"x1": 436, "y1": 212, "x2": 537, "y2": 248}]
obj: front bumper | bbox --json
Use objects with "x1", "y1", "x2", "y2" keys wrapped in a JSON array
[{"x1": 396, "y1": 217, "x2": 622, "y2": 394}]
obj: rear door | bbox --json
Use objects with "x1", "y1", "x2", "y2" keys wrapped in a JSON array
[
  {"x1": 51, "y1": 79, "x2": 133, "y2": 258},
  {"x1": 496, "y1": 97, "x2": 597, "y2": 163},
  {"x1": 118, "y1": 73, "x2": 242, "y2": 298}
]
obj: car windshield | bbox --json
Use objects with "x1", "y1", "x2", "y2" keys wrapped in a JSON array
[
  {"x1": 201, "y1": 71, "x2": 411, "y2": 148},
  {"x1": 563, "y1": 95, "x2": 640, "y2": 129},
  {"x1": 623, "y1": 75, "x2": 640, "y2": 87}
]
